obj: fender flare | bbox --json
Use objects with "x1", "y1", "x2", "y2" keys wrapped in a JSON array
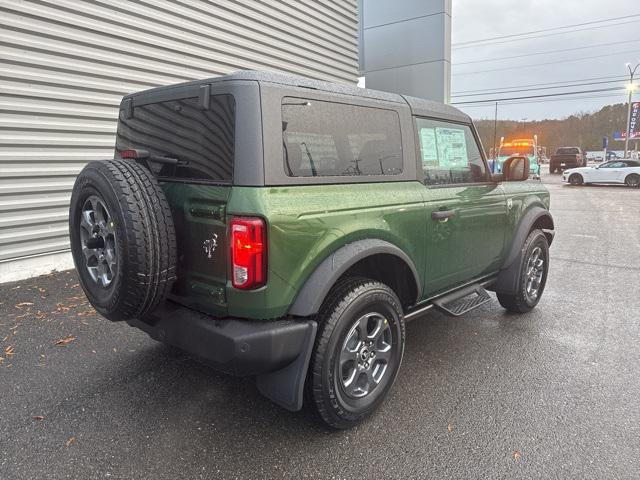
[
  {"x1": 288, "y1": 239, "x2": 422, "y2": 317},
  {"x1": 490, "y1": 206, "x2": 554, "y2": 294}
]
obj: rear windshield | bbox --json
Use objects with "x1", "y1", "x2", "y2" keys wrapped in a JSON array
[
  {"x1": 115, "y1": 94, "x2": 235, "y2": 183},
  {"x1": 282, "y1": 98, "x2": 403, "y2": 177},
  {"x1": 556, "y1": 148, "x2": 579, "y2": 155}
]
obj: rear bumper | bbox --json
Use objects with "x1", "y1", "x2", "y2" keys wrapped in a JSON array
[
  {"x1": 127, "y1": 301, "x2": 315, "y2": 377},
  {"x1": 551, "y1": 161, "x2": 582, "y2": 168}
]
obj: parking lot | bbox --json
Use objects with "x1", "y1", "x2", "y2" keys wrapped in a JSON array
[{"x1": 1, "y1": 170, "x2": 639, "y2": 480}]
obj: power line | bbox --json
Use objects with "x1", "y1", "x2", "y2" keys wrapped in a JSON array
[
  {"x1": 452, "y1": 86, "x2": 627, "y2": 105},
  {"x1": 453, "y1": 19, "x2": 640, "y2": 50},
  {"x1": 458, "y1": 92, "x2": 626, "y2": 107},
  {"x1": 452, "y1": 75, "x2": 627, "y2": 95},
  {"x1": 452, "y1": 49, "x2": 640, "y2": 77},
  {"x1": 452, "y1": 78, "x2": 629, "y2": 98},
  {"x1": 454, "y1": 39, "x2": 640, "y2": 66},
  {"x1": 453, "y1": 14, "x2": 640, "y2": 47},
  {"x1": 456, "y1": 92, "x2": 627, "y2": 108}
]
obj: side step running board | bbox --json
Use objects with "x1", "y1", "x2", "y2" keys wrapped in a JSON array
[{"x1": 432, "y1": 284, "x2": 491, "y2": 317}]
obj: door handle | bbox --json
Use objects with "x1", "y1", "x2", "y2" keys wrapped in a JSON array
[{"x1": 431, "y1": 209, "x2": 456, "y2": 221}]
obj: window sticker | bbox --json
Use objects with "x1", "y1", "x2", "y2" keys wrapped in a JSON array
[
  {"x1": 418, "y1": 127, "x2": 438, "y2": 166},
  {"x1": 435, "y1": 128, "x2": 468, "y2": 167}
]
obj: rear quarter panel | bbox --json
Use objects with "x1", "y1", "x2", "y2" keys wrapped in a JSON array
[{"x1": 226, "y1": 182, "x2": 426, "y2": 319}]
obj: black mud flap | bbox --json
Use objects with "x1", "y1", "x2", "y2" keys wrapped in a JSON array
[{"x1": 256, "y1": 321, "x2": 317, "y2": 411}]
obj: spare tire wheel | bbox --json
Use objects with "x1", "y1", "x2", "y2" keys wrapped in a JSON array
[{"x1": 69, "y1": 159, "x2": 177, "y2": 321}]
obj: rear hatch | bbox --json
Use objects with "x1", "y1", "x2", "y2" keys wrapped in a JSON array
[{"x1": 115, "y1": 91, "x2": 236, "y2": 316}]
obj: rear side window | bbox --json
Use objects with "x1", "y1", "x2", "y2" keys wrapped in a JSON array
[
  {"x1": 282, "y1": 98, "x2": 403, "y2": 177},
  {"x1": 116, "y1": 95, "x2": 235, "y2": 183},
  {"x1": 414, "y1": 118, "x2": 487, "y2": 186}
]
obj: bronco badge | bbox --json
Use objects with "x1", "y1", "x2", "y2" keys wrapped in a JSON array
[{"x1": 203, "y1": 234, "x2": 218, "y2": 259}]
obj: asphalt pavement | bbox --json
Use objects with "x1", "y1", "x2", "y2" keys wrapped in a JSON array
[{"x1": 1, "y1": 170, "x2": 639, "y2": 479}]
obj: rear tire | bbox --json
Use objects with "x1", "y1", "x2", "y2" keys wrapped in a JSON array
[
  {"x1": 69, "y1": 159, "x2": 177, "y2": 321},
  {"x1": 497, "y1": 230, "x2": 549, "y2": 313},
  {"x1": 568, "y1": 173, "x2": 583, "y2": 185},
  {"x1": 625, "y1": 174, "x2": 640, "y2": 188},
  {"x1": 307, "y1": 277, "x2": 405, "y2": 429}
]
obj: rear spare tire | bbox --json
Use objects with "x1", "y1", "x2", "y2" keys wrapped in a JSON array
[{"x1": 69, "y1": 159, "x2": 177, "y2": 321}]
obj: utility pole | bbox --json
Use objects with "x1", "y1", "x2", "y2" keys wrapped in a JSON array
[
  {"x1": 624, "y1": 62, "x2": 639, "y2": 158},
  {"x1": 492, "y1": 102, "x2": 498, "y2": 159}
]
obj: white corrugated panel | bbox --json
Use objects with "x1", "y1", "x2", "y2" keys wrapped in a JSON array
[{"x1": 0, "y1": 0, "x2": 358, "y2": 263}]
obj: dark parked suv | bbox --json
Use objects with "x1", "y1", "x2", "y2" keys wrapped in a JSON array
[
  {"x1": 550, "y1": 147, "x2": 586, "y2": 173},
  {"x1": 69, "y1": 71, "x2": 554, "y2": 429}
]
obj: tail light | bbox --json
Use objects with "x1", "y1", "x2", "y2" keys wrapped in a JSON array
[
  {"x1": 119, "y1": 149, "x2": 149, "y2": 159},
  {"x1": 230, "y1": 217, "x2": 267, "y2": 290}
]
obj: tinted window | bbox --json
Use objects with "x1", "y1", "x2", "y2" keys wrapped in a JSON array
[
  {"x1": 415, "y1": 118, "x2": 487, "y2": 185},
  {"x1": 603, "y1": 161, "x2": 626, "y2": 168},
  {"x1": 116, "y1": 95, "x2": 235, "y2": 183},
  {"x1": 282, "y1": 98, "x2": 403, "y2": 177}
]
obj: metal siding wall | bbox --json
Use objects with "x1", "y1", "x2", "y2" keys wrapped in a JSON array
[{"x1": 0, "y1": 0, "x2": 358, "y2": 263}]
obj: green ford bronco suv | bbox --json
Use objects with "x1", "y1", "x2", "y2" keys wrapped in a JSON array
[{"x1": 69, "y1": 71, "x2": 554, "y2": 429}]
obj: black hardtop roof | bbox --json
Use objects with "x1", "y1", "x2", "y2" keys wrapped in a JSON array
[{"x1": 124, "y1": 70, "x2": 470, "y2": 123}]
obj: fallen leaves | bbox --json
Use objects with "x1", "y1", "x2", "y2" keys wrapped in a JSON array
[
  {"x1": 65, "y1": 436, "x2": 76, "y2": 448},
  {"x1": 55, "y1": 303, "x2": 77, "y2": 313},
  {"x1": 55, "y1": 336, "x2": 76, "y2": 346}
]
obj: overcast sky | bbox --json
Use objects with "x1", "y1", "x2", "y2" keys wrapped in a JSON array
[{"x1": 451, "y1": 0, "x2": 640, "y2": 121}]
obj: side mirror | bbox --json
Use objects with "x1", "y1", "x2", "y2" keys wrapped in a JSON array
[{"x1": 502, "y1": 155, "x2": 530, "y2": 182}]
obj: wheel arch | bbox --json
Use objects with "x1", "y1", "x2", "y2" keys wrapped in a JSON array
[
  {"x1": 625, "y1": 172, "x2": 640, "y2": 186},
  {"x1": 288, "y1": 239, "x2": 421, "y2": 317},
  {"x1": 568, "y1": 172, "x2": 584, "y2": 184},
  {"x1": 489, "y1": 206, "x2": 554, "y2": 295}
]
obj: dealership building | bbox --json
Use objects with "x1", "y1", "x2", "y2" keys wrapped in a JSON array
[{"x1": 0, "y1": 0, "x2": 451, "y2": 281}]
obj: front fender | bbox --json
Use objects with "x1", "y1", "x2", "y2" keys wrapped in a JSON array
[
  {"x1": 490, "y1": 206, "x2": 554, "y2": 294},
  {"x1": 288, "y1": 239, "x2": 421, "y2": 317}
]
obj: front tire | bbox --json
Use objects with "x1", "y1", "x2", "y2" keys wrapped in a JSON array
[
  {"x1": 497, "y1": 230, "x2": 549, "y2": 313},
  {"x1": 625, "y1": 174, "x2": 640, "y2": 188},
  {"x1": 568, "y1": 173, "x2": 583, "y2": 185},
  {"x1": 308, "y1": 277, "x2": 405, "y2": 429}
]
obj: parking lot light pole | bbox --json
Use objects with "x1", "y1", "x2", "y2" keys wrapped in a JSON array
[{"x1": 624, "y1": 62, "x2": 639, "y2": 158}]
